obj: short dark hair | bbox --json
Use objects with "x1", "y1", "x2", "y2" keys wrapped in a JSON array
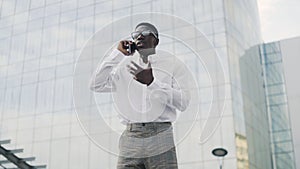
[{"x1": 135, "y1": 22, "x2": 159, "y2": 39}]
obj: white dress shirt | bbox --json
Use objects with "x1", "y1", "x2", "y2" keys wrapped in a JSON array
[{"x1": 89, "y1": 49, "x2": 191, "y2": 124}]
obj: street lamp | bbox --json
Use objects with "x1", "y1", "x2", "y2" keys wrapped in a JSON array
[{"x1": 212, "y1": 147, "x2": 228, "y2": 169}]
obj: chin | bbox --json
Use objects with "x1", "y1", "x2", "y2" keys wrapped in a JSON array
[
  {"x1": 136, "y1": 46, "x2": 145, "y2": 51},
  {"x1": 137, "y1": 48, "x2": 155, "y2": 56}
]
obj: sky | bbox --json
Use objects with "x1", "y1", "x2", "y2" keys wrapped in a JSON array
[{"x1": 257, "y1": 0, "x2": 300, "y2": 42}]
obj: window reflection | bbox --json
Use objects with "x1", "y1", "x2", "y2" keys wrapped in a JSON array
[
  {"x1": 0, "y1": 37, "x2": 11, "y2": 65},
  {"x1": 45, "y1": 3, "x2": 60, "y2": 16},
  {"x1": 50, "y1": 139, "x2": 69, "y2": 169},
  {"x1": 20, "y1": 83, "x2": 37, "y2": 115},
  {"x1": 44, "y1": 14, "x2": 59, "y2": 27},
  {"x1": 262, "y1": 42, "x2": 296, "y2": 169},
  {"x1": 54, "y1": 77, "x2": 73, "y2": 111},
  {"x1": 29, "y1": 8, "x2": 44, "y2": 20},
  {"x1": 3, "y1": 87, "x2": 21, "y2": 118},
  {"x1": 23, "y1": 59, "x2": 40, "y2": 72},
  {"x1": 39, "y1": 67, "x2": 56, "y2": 81},
  {"x1": 132, "y1": 1, "x2": 151, "y2": 13},
  {"x1": 37, "y1": 80, "x2": 55, "y2": 113},
  {"x1": 76, "y1": 18, "x2": 94, "y2": 48},
  {"x1": 22, "y1": 71, "x2": 39, "y2": 85},
  {"x1": 1, "y1": 0, "x2": 15, "y2": 17},
  {"x1": 15, "y1": 0, "x2": 30, "y2": 13},
  {"x1": 26, "y1": 30, "x2": 42, "y2": 60},
  {"x1": 174, "y1": 0, "x2": 194, "y2": 22},
  {"x1": 55, "y1": 64, "x2": 74, "y2": 78},
  {"x1": 58, "y1": 22, "x2": 76, "y2": 53},
  {"x1": 95, "y1": 1, "x2": 113, "y2": 14},
  {"x1": 56, "y1": 51, "x2": 75, "y2": 65},
  {"x1": 69, "y1": 137, "x2": 89, "y2": 168},
  {"x1": 13, "y1": 23, "x2": 27, "y2": 34},
  {"x1": 60, "y1": 10, "x2": 77, "y2": 23},
  {"x1": 77, "y1": 5, "x2": 94, "y2": 19},
  {"x1": 42, "y1": 26, "x2": 59, "y2": 56},
  {"x1": 7, "y1": 62, "x2": 23, "y2": 76},
  {"x1": 10, "y1": 34, "x2": 26, "y2": 63},
  {"x1": 60, "y1": 0, "x2": 77, "y2": 12},
  {"x1": 27, "y1": 18, "x2": 43, "y2": 31},
  {"x1": 30, "y1": 0, "x2": 45, "y2": 9}
]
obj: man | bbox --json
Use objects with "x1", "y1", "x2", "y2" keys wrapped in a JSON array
[{"x1": 90, "y1": 22, "x2": 191, "y2": 169}]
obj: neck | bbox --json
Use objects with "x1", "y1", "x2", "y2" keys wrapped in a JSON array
[
  {"x1": 138, "y1": 48, "x2": 155, "y2": 63},
  {"x1": 140, "y1": 55, "x2": 149, "y2": 63}
]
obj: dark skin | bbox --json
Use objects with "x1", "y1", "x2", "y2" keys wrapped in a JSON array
[{"x1": 117, "y1": 25, "x2": 159, "y2": 86}]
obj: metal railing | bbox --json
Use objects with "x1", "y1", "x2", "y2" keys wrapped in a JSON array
[{"x1": 0, "y1": 140, "x2": 46, "y2": 169}]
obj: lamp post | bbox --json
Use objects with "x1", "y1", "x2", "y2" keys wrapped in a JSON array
[{"x1": 212, "y1": 148, "x2": 228, "y2": 169}]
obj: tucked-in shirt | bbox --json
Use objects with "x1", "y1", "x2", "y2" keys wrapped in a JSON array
[{"x1": 89, "y1": 49, "x2": 191, "y2": 124}]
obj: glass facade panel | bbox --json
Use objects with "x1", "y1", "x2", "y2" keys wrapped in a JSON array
[
  {"x1": 58, "y1": 22, "x2": 76, "y2": 53},
  {"x1": 42, "y1": 26, "x2": 59, "y2": 56},
  {"x1": 45, "y1": 3, "x2": 60, "y2": 16},
  {"x1": 3, "y1": 86, "x2": 21, "y2": 119},
  {"x1": 60, "y1": 0, "x2": 77, "y2": 12},
  {"x1": 1, "y1": 0, "x2": 16, "y2": 17},
  {"x1": 26, "y1": 30, "x2": 43, "y2": 60},
  {"x1": 50, "y1": 139, "x2": 70, "y2": 169},
  {"x1": 54, "y1": 77, "x2": 73, "y2": 111},
  {"x1": 0, "y1": 37, "x2": 10, "y2": 65},
  {"x1": 44, "y1": 14, "x2": 60, "y2": 27},
  {"x1": 29, "y1": 7, "x2": 45, "y2": 21},
  {"x1": 15, "y1": 0, "x2": 30, "y2": 13},
  {"x1": 36, "y1": 80, "x2": 55, "y2": 113},
  {"x1": 23, "y1": 59, "x2": 40, "y2": 72},
  {"x1": 27, "y1": 18, "x2": 43, "y2": 32},
  {"x1": 10, "y1": 33, "x2": 26, "y2": 63},
  {"x1": 0, "y1": 26, "x2": 12, "y2": 39},
  {"x1": 19, "y1": 83, "x2": 37, "y2": 115},
  {"x1": 69, "y1": 137, "x2": 89, "y2": 169},
  {"x1": 60, "y1": 10, "x2": 77, "y2": 23},
  {"x1": 22, "y1": 71, "x2": 39, "y2": 85},
  {"x1": 30, "y1": 0, "x2": 45, "y2": 9},
  {"x1": 262, "y1": 42, "x2": 296, "y2": 169},
  {"x1": 39, "y1": 67, "x2": 56, "y2": 81}
]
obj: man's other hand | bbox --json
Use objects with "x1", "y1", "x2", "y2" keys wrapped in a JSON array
[{"x1": 127, "y1": 61, "x2": 154, "y2": 86}]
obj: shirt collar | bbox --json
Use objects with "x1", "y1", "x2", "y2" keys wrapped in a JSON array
[{"x1": 135, "y1": 53, "x2": 158, "y2": 64}]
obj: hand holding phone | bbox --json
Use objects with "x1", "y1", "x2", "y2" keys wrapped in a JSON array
[
  {"x1": 117, "y1": 40, "x2": 136, "y2": 56},
  {"x1": 127, "y1": 42, "x2": 137, "y2": 54}
]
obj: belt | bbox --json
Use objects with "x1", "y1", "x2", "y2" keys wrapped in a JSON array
[
  {"x1": 128, "y1": 122, "x2": 171, "y2": 127},
  {"x1": 126, "y1": 122, "x2": 172, "y2": 133}
]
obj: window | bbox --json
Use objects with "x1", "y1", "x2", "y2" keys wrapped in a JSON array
[
  {"x1": 20, "y1": 83, "x2": 37, "y2": 115},
  {"x1": 54, "y1": 77, "x2": 73, "y2": 111},
  {"x1": 10, "y1": 34, "x2": 27, "y2": 63},
  {"x1": 36, "y1": 80, "x2": 55, "y2": 113}
]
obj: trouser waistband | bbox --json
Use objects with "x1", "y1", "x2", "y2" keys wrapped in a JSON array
[
  {"x1": 126, "y1": 122, "x2": 172, "y2": 131},
  {"x1": 127, "y1": 122, "x2": 171, "y2": 127}
]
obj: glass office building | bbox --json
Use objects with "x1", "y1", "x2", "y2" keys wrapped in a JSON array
[
  {"x1": 261, "y1": 41, "x2": 297, "y2": 169},
  {"x1": 239, "y1": 44, "x2": 272, "y2": 169},
  {"x1": 0, "y1": 0, "x2": 293, "y2": 168},
  {"x1": 277, "y1": 37, "x2": 300, "y2": 169}
]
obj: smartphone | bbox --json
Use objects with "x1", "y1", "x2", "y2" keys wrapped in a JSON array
[{"x1": 127, "y1": 42, "x2": 137, "y2": 54}]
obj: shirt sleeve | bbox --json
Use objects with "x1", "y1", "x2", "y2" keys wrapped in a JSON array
[
  {"x1": 89, "y1": 49, "x2": 125, "y2": 92},
  {"x1": 147, "y1": 62, "x2": 191, "y2": 112}
]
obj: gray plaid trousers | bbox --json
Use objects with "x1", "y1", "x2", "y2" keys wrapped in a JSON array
[{"x1": 117, "y1": 122, "x2": 178, "y2": 169}]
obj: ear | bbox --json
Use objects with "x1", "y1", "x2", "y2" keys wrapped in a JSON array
[{"x1": 154, "y1": 38, "x2": 159, "y2": 46}]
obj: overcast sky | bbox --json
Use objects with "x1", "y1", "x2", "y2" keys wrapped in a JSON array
[{"x1": 258, "y1": 0, "x2": 300, "y2": 42}]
